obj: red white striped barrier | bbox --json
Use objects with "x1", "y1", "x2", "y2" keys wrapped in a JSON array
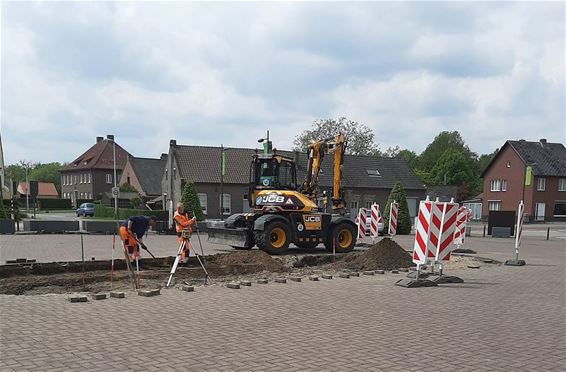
[
  {"x1": 453, "y1": 206, "x2": 467, "y2": 246},
  {"x1": 515, "y1": 200, "x2": 524, "y2": 251},
  {"x1": 357, "y1": 208, "x2": 367, "y2": 239},
  {"x1": 428, "y1": 200, "x2": 459, "y2": 262},
  {"x1": 370, "y1": 203, "x2": 380, "y2": 239},
  {"x1": 389, "y1": 201, "x2": 398, "y2": 237},
  {"x1": 413, "y1": 199, "x2": 433, "y2": 265}
]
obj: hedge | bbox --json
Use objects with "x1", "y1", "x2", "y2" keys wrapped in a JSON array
[
  {"x1": 94, "y1": 205, "x2": 169, "y2": 221},
  {"x1": 38, "y1": 199, "x2": 72, "y2": 210}
]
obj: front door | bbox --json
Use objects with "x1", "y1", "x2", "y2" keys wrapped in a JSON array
[{"x1": 535, "y1": 203, "x2": 545, "y2": 221}]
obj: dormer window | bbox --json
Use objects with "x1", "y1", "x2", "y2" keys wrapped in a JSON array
[{"x1": 366, "y1": 169, "x2": 381, "y2": 177}]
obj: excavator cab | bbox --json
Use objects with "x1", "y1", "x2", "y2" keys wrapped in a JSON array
[{"x1": 251, "y1": 154, "x2": 297, "y2": 192}]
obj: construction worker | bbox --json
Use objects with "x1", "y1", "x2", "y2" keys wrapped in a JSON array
[
  {"x1": 173, "y1": 202, "x2": 196, "y2": 265},
  {"x1": 120, "y1": 215, "x2": 157, "y2": 263}
]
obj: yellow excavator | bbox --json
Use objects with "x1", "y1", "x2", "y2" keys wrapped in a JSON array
[{"x1": 207, "y1": 133, "x2": 357, "y2": 254}]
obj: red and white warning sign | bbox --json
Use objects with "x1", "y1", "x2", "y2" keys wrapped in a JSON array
[
  {"x1": 428, "y1": 201, "x2": 459, "y2": 261},
  {"x1": 412, "y1": 199, "x2": 433, "y2": 265},
  {"x1": 389, "y1": 201, "x2": 398, "y2": 237},
  {"x1": 370, "y1": 203, "x2": 380, "y2": 239},
  {"x1": 357, "y1": 208, "x2": 367, "y2": 239},
  {"x1": 453, "y1": 206, "x2": 468, "y2": 246}
]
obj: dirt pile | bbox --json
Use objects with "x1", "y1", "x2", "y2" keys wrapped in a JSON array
[
  {"x1": 209, "y1": 251, "x2": 288, "y2": 274},
  {"x1": 339, "y1": 238, "x2": 413, "y2": 271}
]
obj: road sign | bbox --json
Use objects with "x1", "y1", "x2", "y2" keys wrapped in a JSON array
[{"x1": 111, "y1": 187, "x2": 120, "y2": 197}]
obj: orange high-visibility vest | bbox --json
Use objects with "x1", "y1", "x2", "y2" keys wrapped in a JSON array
[{"x1": 173, "y1": 211, "x2": 194, "y2": 233}]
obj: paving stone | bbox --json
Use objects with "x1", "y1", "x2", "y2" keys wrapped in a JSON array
[
  {"x1": 363, "y1": 271, "x2": 375, "y2": 275},
  {"x1": 289, "y1": 277, "x2": 302, "y2": 282},
  {"x1": 390, "y1": 270, "x2": 399, "y2": 274},
  {"x1": 274, "y1": 278, "x2": 287, "y2": 283},
  {"x1": 375, "y1": 270, "x2": 385, "y2": 274},
  {"x1": 338, "y1": 273, "x2": 350, "y2": 278},
  {"x1": 308, "y1": 276, "x2": 319, "y2": 281},
  {"x1": 91, "y1": 293, "x2": 107, "y2": 300},
  {"x1": 66, "y1": 295, "x2": 88, "y2": 303},
  {"x1": 110, "y1": 291, "x2": 125, "y2": 299},
  {"x1": 349, "y1": 272, "x2": 360, "y2": 277},
  {"x1": 468, "y1": 263, "x2": 481, "y2": 269},
  {"x1": 240, "y1": 281, "x2": 252, "y2": 286},
  {"x1": 181, "y1": 285, "x2": 194, "y2": 292},
  {"x1": 226, "y1": 283, "x2": 240, "y2": 289},
  {"x1": 138, "y1": 289, "x2": 161, "y2": 297},
  {"x1": 398, "y1": 268, "x2": 409, "y2": 272},
  {"x1": 257, "y1": 279, "x2": 269, "y2": 284},
  {"x1": 322, "y1": 274, "x2": 333, "y2": 279}
]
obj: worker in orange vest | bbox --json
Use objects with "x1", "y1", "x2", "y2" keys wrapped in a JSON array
[
  {"x1": 174, "y1": 202, "x2": 196, "y2": 265},
  {"x1": 119, "y1": 215, "x2": 157, "y2": 264}
]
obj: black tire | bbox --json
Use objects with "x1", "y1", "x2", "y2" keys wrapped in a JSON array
[
  {"x1": 324, "y1": 223, "x2": 356, "y2": 253},
  {"x1": 254, "y1": 221, "x2": 291, "y2": 255}
]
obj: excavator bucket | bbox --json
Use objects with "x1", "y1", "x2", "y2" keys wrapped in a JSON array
[{"x1": 207, "y1": 221, "x2": 252, "y2": 248}]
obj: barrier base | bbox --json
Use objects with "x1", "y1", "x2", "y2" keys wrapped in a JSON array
[
  {"x1": 395, "y1": 278, "x2": 438, "y2": 288},
  {"x1": 429, "y1": 275, "x2": 464, "y2": 284},
  {"x1": 504, "y1": 259, "x2": 526, "y2": 266},
  {"x1": 406, "y1": 271, "x2": 431, "y2": 279}
]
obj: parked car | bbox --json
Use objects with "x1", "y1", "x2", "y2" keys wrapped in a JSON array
[
  {"x1": 76, "y1": 203, "x2": 95, "y2": 217},
  {"x1": 355, "y1": 209, "x2": 384, "y2": 236}
]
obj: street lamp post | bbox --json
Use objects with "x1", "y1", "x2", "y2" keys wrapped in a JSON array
[{"x1": 220, "y1": 144, "x2": 224, "y2": 220}]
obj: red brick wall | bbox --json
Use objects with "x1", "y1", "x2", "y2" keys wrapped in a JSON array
[{"x1": 482, "y1": 145, "x2": 526, "y2": 217}]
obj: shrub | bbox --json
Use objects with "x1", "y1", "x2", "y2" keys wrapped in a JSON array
[
  {"x1": 382, "y1": 182, "x2": 413, "y2": 235},
  {"x1": 180, "y1": 181, "x2": 204, "y2": 221}
]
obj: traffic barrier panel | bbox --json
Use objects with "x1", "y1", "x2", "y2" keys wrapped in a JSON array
[
  {"x1": 389, "y1": 201, "x2": 398, "y2": 237},
  {"x1": 357, "y1": 208, "x2": 367, "y2": 239},
  {"x1": 370, "y1": 203, "x2": 380, "y2": 239},
  {"x1": 412, "y1": 199, "x2": 433, "y2": 265},
  {"x1": 429, "y1": 201, "x2": 459, "y2": 262}
]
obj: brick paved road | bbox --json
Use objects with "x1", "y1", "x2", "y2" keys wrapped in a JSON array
[{"x1": 1, "y1": 236, "x2": 565, "y2": 371}]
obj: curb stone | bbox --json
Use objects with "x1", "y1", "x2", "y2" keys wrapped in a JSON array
[
  {"x1": 138, "y1": 289, "x2": 161, "y2": 297},
  {"x1": 110, "y1": 291, "x2": 125, "y2": 299}
]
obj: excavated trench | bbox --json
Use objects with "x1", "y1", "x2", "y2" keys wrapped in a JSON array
[{"x1": 0, "y1": 240, "x2": 417, "y2": 295}]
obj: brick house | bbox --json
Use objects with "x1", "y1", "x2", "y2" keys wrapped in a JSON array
[
  {"x1": 119, "y1": 154, "x2": 168, "y2": 199},
  {"x1": 481, "y1": 139, "x2": 566, "y2": 221},
  {"x1": 60, "y1": 136, "x2": 131, "y2": 206},
  {"x1": 162, "y1": 140, "x2": 426, "y2": 220},
  {"x1": 17, "y1": 182, "x2": 59, "y2": 199}
]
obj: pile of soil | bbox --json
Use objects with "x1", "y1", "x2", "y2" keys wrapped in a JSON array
[
  {"x1": 208, "y1": 251, "x2": 288, "y2": 274},
  {"x1": 339, "y1": 238, "x2": 413, "y2": 271}
]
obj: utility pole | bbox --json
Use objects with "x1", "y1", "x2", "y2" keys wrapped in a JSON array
[{"x1": 220, "y1": 144, "x2": 224, "y2": 221}]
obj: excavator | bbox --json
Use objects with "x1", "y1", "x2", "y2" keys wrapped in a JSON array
[{"x1": 207, "y1": 133, "x2": 357, "y2": 254}]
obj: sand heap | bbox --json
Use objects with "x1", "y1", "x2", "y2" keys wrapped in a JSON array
[
  {"x1": 339, "y1": 238, "x2": 413, "y2": 271},
  {"x1": 209, "y1": 250, "x2": 288, "y2": 273}
]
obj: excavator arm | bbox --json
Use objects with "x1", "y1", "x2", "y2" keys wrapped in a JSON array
[{"x1": 301, "y1": 133, "x2": 346, "y2": 213}]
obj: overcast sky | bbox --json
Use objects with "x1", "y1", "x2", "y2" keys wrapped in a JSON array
[{"x1": 1, "y1": 1, "x2": 564, "y2": 165}]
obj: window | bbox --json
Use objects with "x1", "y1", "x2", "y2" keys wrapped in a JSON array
[
  {"x1": 559, "y1": 179, "x2": 566, "y2": 192},
  {"x1": 554, "y1": 202, "x2": 566, "y2": 217},
  {"x1": 165, "y1": 168, "x2": 168, "y2": 180},
  {"x1": 364, "y1": 201, "x2": 373, "y2": 209},
  {"x1": 501, "y1": 180, "x2": 507, "y2": 192},
  {"x1": 490, "y1": 180, "x2": 501, "y2": 192},
  {"x1": 74, "y1": 175, "x2": 78, "y2": 184},
  {"x1": 106, "y1": 174, "x2": 112, "y2": 184},
  {"x1": 506, "y1": 161, "x2": 511, "y2": 168},
  {"x1": 350, "y1": 200, "x2": 359, "y2": 211},
  {"x1": 62, "y1": 176, "x2": 65, "y2": 186},
  {"x1": 88, "y1": 193, "x2": 92, "y2": 199},
  {"x1": 81, "y1": 174, "x2": 85, "y2": 183},
  {"x1": 220, "y1": 194, "x2": 231, "y2": 215},
  {"x1": 366, "y1": 169, "x2": 381, "y2": 177},
  {"x1": 488, "y1": 201, "x2": 501, "y2": 211},
  {"x1": 88, "y1": 173, "x2": 91, "y2": 184},
  {"x1": 198, "y1": 193, "x2": 208, "y2": 215},
  {"x1": 537, "y1": 177, "x2": 546, "y2": 191}
]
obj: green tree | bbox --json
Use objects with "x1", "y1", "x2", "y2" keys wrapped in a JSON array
[
  {"x1": 429, "y1": 149, "x2": 480, "y2": 199},
  {"x1": 293, "y1": 117, "x2": 381, "y2": 155},
  {"x1": 29, "y1": 162, "x2": 63, "y2": 193},
  {"x1": 418, "y1": 131, "x2": 477, "y2": 172},
  {"x1": 0, "y1": 200, "x2": 7, "y2": 219},
  {"x1": 5, "y1": 164, "x2": 25, "y2": 183},
  {"x1": 180, "y1": 181, "x2": 204, "y2": 221},
  {"x1": 119, "y1": 183, "x2": 140, "y2": 193},
  {"x1": 477, "y1": 149, "x2": 498, "y2": 174},
  {"x1": 382, "y1": 182, "x2": 412, "y2": 235},
  {"x1": 397, "y1": 149, "x2": 419, "y2": 169}
]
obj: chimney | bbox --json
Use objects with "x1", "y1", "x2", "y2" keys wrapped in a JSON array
[
  {"x1": 96, "y1": 136, "x2": 103, "y2": 143},
  {"x1": 170, "y1": 139, "x2": 177, "y2": 147},
  {"x1": 161, "y1": 153, "x2": 168, "y2": 160},
  {"x1": 540, "y1": 138, "x2": 547, "y2": 146},
  {"x1": 107, "y1": 134, "x2": 114, "y2": 141}
]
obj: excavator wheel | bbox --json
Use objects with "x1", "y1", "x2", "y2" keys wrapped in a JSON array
[
  {"x1": 324, "y1": 223, "x2": 356, "y2": 253},
  {"x1": 255, "y1": 221, "x2": 291, "y2": 255}
]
